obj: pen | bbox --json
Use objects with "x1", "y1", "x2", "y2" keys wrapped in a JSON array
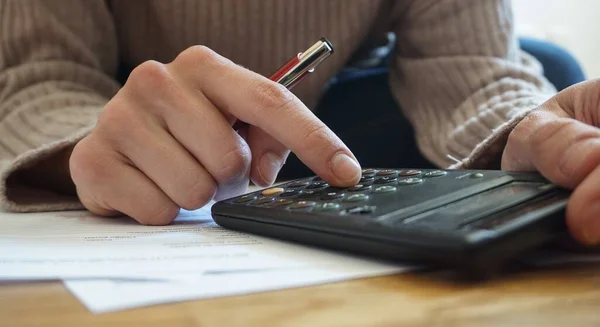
[
  {"x1": 269, "y1": 37, "x2": 334, "y2": 88},
  {"x1": 233, "y1": 37, "x2": 334, "y2": 130}
]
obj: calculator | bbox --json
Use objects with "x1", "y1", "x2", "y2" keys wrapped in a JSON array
[{"x1": 211, "y1": 168, "x2": 570, "y2": 277}]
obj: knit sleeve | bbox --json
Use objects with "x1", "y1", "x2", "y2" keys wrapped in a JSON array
[
  {"x1": 388, "y1": 0, "x2": 557, "y2": 169},
  {"x1": 0, "y1": 1, "x2": 121, "y2": 212}
]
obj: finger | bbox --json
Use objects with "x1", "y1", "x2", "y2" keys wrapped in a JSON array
[
  {"x1": 97, "y1": 100, "x2": 218, "y2": 210},
  {"x1": 502, "y1": 107, "x2": 600, "y2": 189},
  {"x1": 566, "y1": 163, "x2": 600, "y2": 246},
  {"x1": 126, "y1": 60, "x2": 251, "y2": 190},
  {"x1": 170, "y1": 46, "x2": 361, "y2": 187},
  {"x1": 246, "y1": 125, "x2": 290, "y2": 187},
  {"x1": 70, "y1": 137, "x2": 179, "y2": 225}
]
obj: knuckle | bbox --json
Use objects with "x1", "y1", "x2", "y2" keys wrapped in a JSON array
[
  {"x1": 127, "y1": 60, "x2": 172, "y2": 92},
  {"x1": 141, "y1": 203, "x2": 180, "y2": 226},
  {"x1": 251, "y1": 81, "x2": 296, "y2": 115},
  {"x1": 96, "y1": 101, "x2": 140, "y2": 144},
  {"x1": 179, "y1": 178, "x2": 217, "y2": 210},
  {"x1": 177, "y1": 45, "x2": 227, "y2": 69},
  {"x1": 214, "y1": 144, "x2": 252, "y2": 183},
  {"x1": 97, "y1": 99, "x2": 131, "y2": 129},
  {"x1": 70, "y1": 139, "x2": 111, "y2": 186}
]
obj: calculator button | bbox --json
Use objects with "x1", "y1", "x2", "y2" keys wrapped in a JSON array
[
  {"x1": 320, "y1": 192, "x2": 345, "y2": 200},
  {"x1": 266, "y1": 198, "x2": 294, "y2": 207},
  {"x1": 343, "y1": 205, "x2": 376, "y2": 215},
  {"x1": 398, "y1": 169, "x2": 421, "y2": 176},
  {"x1": 470, "y1": 173, "x2": 484, "y2": 179},
  {"x1": 344, "y1": 194, "x2": 369, "y2": 202},
  {"x1": 314, "y1": 202, "x2": 341, "y2": 211},
  {"x1": 312, "y1": 176, "x2": 324, "y2": 182},
  {"x1": 298, "y1": 190, "x2": 323, "y2": 199},
  {"x1": 374, "y1": 177, "x2": 397, "y2": 185},
  {"x1": 359, "y1": 176, "x2": 375, "y2": 184},
  {"x1": 306, "y1": 181, "x2": 329, "y2": 189},
  {"x1": 289, "y1": 201, "x2": 316, "y2": 210},
  {"x1": 348, "y1": 184, "x2": 372, "y2": 192},
  {"x1": 233, "y1": 194, "x2": 256, "y2": 203},
  {"x1": 374, "y1": 185, "x2": 397, "y2": 193},
  {"x1": 261, "y1": 187, "x2": 285, "y2": 196},
  {"x1": 251, "y1": 197, "x2": 275, "y2": 205},
  {"x1": 279, "y1": 189, "x2": 302, "y2": 197},
  {"x1": 361, "y1": 169, "x2": 377, "y2": 177},
  {"x1": 376, "y1": 169, "x2": 398, "y2": 177},
  {"x1": 538, "y1": 184, "x2": 555, "y2": 191},
  {"x1": 423, "y1": 170, "x2": 447, "y2": 178},
  {"x1": 398, "y1": 178, "x2": 424, "y2": 186},
  {"x1": 287, "y1": 181, "x2": 309, "y2": 188}
]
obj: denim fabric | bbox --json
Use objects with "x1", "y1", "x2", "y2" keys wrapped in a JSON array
[{"x1": 277, "y1": 38, "x2": 587, "y2": 179}]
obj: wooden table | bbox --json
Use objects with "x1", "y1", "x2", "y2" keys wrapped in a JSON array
[{"x1": 3, "y1": 262, "x2": 600, "y2": 327}]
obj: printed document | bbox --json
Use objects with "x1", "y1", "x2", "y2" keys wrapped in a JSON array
[
  {"x1": 65, "y1": 263, "x2": 408, "y2": 313},
  {"x1": 0, "y1": 202, "x2": 409, "y2": 280}
]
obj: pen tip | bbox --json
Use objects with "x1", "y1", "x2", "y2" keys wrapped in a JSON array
[{"x1": 320, "y1": 37, "x2": 334, "y2": 54}]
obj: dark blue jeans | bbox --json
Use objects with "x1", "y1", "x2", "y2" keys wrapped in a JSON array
[{"x1": 278, "y1": 38, "x2": 587, "y2": 179}]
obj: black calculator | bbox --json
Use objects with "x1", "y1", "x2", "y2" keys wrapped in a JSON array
[{"x1": 211, "y1": 169, "x2": 571, "y2": 277}]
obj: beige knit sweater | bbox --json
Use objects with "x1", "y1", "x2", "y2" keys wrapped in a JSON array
[{"x1": 0, "y1": 0, "x2": 556, "y2": 212}]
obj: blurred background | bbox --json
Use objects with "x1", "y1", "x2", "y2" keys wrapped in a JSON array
[{"x1": 514, "y1": 0, "x2": 599, "y2": 78}]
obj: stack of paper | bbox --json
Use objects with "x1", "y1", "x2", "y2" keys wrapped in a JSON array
[{"x1": 0, "y1": 202, "x2": 411, "y2": 313}]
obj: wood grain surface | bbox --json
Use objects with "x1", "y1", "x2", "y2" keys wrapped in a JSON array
[{"x1": 2, "y1": 262, "x2": 600, "y2": 327}]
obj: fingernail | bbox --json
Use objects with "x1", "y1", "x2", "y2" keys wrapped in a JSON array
[
  {"x1": 258, "y1": 152, "x2": 283, "y2": 186},
  {"x1": 330, "y1": 152, "x2": 361, "y2": 183},
  {"x1": 581, "y1": 203, "x2": 600, "y2": 245}
]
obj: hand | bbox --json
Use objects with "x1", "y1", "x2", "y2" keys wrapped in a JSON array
[
  {"x1": 502, "y1": 79, "x2": 600, "y2": 245},
  {"x1": 69, "y1": 46, "x2": 361, "y2": 225}
]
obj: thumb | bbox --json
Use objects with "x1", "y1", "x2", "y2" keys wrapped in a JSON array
[
  {"x1": 246, "y1": 125, "x2": 290, "y2": 187},
  {"x1": 502, "y1": 81, "x2": 600, "y2": 189}
]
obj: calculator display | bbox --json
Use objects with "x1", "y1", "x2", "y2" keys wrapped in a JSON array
[{"x1": 400, "y1": 181, "x2": 547, "y2": 226}]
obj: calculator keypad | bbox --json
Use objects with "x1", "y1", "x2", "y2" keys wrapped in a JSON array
[{"x1": 228, "y1": 169, "x2": 503, "y2": 218}]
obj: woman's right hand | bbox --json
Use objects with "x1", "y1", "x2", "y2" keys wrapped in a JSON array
[{"x1": 68, "y1": 46, "x2": 361, "y2": 225}]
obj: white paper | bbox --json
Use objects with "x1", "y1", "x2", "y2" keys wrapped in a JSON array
[
  {"x1": 65, "y1": 263, "x2": 409, "y2": 313},
  {"x1": 0, "y1": 202, "x2": 410, "y2": 281}
]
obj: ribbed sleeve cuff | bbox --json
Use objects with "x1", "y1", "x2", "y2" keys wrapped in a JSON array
[
  {"x1": 0, "y1": 126, "x2": 93, "y2": 212},
  {"x1": 446, "y1": 95, "x2": 553, "y2": 170}
]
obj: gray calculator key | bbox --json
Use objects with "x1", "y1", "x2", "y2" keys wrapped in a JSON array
[
  {"x1": 289, "y1": 201, "x2": 317, "y2": 210},
  {"x1": 398, "y1": 178, "x2": 424, "y2": 186},
  {"x1": 348, "y1": 184, "x2": 372, "y2": 192},
  {"x1": 315, "y1": 202, "x2": 341, "y2": 211},
  {"x1": 361, "y1": 169, "x2": 377, "y2": 177},
  {"x1": 423, "y1": 170, "x2": 447, "y2": 178},
  {"x1": 376, "y1": 169, "x2": 398, "y2": 177},
  {"x1": 398, "y1": 169, "x2": 421, "y2": 176},
  {"x1": 266, "y1": 198, "x2": 294, "y2": 207},
  {"x1": 320, "y1": 192, "x2": 345, "y2": 200},
  {"x1": 251, "y1": 197, "x2": 275, "y2": 205},
  {"x1": 344, "y1": 194, "x2": 369, "y2": 202},
  {"x1": 373, "y1": 185, "x2": 397, "y2": 193},
  {"x1": 343, "y1": 205, "x2": 376, "y2": 215}
]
